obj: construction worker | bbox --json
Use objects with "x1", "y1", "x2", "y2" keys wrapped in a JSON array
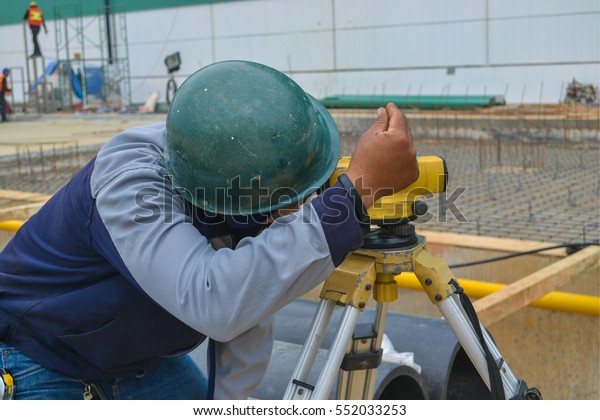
[
  {"x1": 0, "y1": 60, "x2": 419, "y2": 399},
  {"x1": 0, "y1": 68, "x2": 11, "y2": 122},
  {"x1": 23, "y1": 1, "x2": 48, "y2": 58}
]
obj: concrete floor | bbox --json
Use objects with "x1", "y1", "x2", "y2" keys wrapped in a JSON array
[{"x1": 0, "y1": 108, "x2": 599, "y2": 244}]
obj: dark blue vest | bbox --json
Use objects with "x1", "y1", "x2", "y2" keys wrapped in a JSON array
[{"x1": 0, "y1": 159, "x2": 208, "y2": 380}]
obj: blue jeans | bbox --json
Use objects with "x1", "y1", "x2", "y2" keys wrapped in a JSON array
[
  {"x1": 0, "y1": 343, "x2": 208, "y2": 399},
  {"x1": 0, "y1": 94, "x2": 7, "y2": 121}
]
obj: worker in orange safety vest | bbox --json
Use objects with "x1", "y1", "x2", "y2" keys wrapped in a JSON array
[{"x1": 23, "y1": 1, "x2": 48, "y2": 58}]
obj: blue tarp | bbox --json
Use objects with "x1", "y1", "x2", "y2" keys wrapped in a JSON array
[
  {"x1": 71, "y1": 68, "x2": 83, "y2": 99},
  {"x1": 83, "y1": 67, "x2": 103, "y2": 95},
  {"x1": 30, "y1": 60, "x2": 58, "y2": 90},
  {"x1": 31, "y1": 60, "x2": 103, "y2": 100}
]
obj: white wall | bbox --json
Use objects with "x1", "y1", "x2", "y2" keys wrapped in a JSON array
[{"x1": 1, "y1": 0, "x2": 598, "y2": 106}]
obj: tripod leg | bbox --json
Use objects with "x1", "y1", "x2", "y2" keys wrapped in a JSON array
[
  {"x1": 285, "y1": 253, "x2": 377, "y2": 400},
  {"x1": 413, "y1": 247, "x2": 525, "y2": 399},
  {"x1": 437, "y1": 294, "x2": 519, "y2": 397},
  {"x1": 285, "y1": 304, "x2": 361, "y2": 400},
  {"x1": 283, "y1": 298, "x2": 336, "y2": 399},
  {"x1": 337, "y1": 301, "x2": 387, "y2": 399},
  {"x1": 312, "y1": 305, "x2": 361, "y2": 399}
]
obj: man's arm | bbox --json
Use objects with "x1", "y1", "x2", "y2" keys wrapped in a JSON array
[{"x1": 210, "y1": 319, "x2": 273, "y2": 399}]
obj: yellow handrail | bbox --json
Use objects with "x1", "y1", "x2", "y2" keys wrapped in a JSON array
[
  {"x1": 0, "y1": 219, "x2": 25, "y2": 232},
  {"x1": 396, "y1": 272, "x2": 599, "y2": 317}
]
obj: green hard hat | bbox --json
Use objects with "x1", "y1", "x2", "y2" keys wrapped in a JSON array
[{"x1": 164, "y1": 60, "x2": 340, "y2": 216}]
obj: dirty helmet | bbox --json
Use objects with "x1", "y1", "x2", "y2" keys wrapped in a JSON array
[{"x1": 164, "y1": 60, "x2": 340, "y2": 216}]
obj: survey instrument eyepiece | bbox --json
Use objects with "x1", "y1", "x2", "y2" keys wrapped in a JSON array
[{"x1": 329, "y1": 155, "x2": 447, "y2": 225}]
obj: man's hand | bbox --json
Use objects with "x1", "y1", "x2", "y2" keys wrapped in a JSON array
[{"x1": 344, "y1": 103, "x2": 419, "y2": 209}]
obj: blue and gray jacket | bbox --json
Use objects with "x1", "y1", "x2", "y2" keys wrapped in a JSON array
[{"x1": 0, "y1": 123, "x2": 364, "y2": 398}]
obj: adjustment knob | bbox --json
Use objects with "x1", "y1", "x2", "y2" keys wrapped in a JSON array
[
  {"x1": 390, "y1": 223, "x2": 415, "y2": 237},
  {"x1": 413, "y1": 201, "x2": 428, "y2": 216}
]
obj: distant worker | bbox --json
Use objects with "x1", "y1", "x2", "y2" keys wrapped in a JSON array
[
  {"x1": 0, "y1": 68, "x2": 11, "y2": 122},
  {"x1": 0, "y1": 60, "x2": 419, "y2": 399},
  {"x1": 23, "y1": 1, "x2": 48, "y2": 58}
]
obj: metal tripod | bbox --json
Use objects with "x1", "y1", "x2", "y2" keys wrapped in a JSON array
[{"x1": 283, "y1": 222, "x2": 541, "y2": 400}]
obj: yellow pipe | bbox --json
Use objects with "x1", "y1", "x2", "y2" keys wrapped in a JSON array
[
  {"x1": 0, "y1": 220, "x2": 25, "y2": 232},
  {"x1": 396, "y1": 272, "x2": 599, "y2": 317}
]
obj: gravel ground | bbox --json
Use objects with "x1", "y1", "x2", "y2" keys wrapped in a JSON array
[{"x1": 338, "y1": 120, "x2": 599, "y2": 244}]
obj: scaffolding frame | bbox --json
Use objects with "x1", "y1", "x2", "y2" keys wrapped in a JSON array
[
  {"x1": 23, "y1": 21, "x2": 50, "y2": 114},
  {"x1": 51, "y1": 1, "x2": 131, "y2": 111}
]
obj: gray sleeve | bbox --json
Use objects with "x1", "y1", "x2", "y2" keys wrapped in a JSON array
[
  {"x1": 211, "y1": 318, "x2": 274, "y2": 400},
  {"x1": 94, "y1": 166, "x2": 335, "y2": 342}
]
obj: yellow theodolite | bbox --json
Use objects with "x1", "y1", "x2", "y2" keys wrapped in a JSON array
[
  {"x1": 330, "y1": 155, "x2": 447, "y2": 224},
  {"x1": 284, "y1": 156, "x2": 541, "y2": 400}
]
